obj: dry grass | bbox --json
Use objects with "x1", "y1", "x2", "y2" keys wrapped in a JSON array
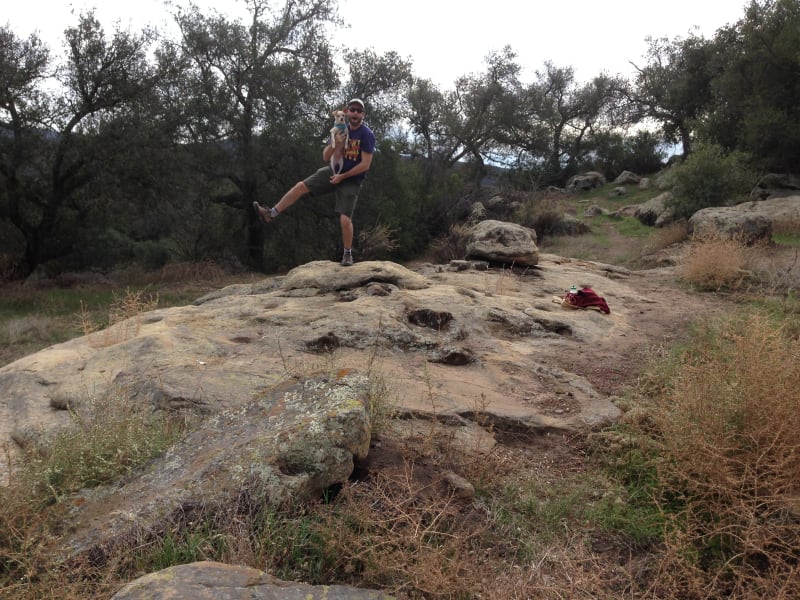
[
  {"x1": 772, "y1": 215, "x2": 800, "y2": 240},
  {"x1": 110, "y1": 431, "x2": 631, "y2": 600},
  {"x1": 746, "y1": 246, "x2": 800, "y2": 295},
  {"x1": 483, "y1": 265, "x2": 524, "y2": 297},
  {"x1": 630, "y1": 310, "x2": 800, "y2": 598},
  {"x1": 0, "y1": 389, "x2": 190, "y2": 599},
  {"x1": 641, "y1": 221, "x2": 690, "y2": 254},
  {"x1": 155, "y1": 260, "x2": 233, "y2": 284},
  {"x1": 681, "y1": 231, "x2": 800, "y2": 295},
  {"x1": 0, "y1": 406, "x2": 638, "y2": 599},
  {"x1": 358, "y1": 223, "x2": 400, "y2": 261},
  {"x1": 1, "y1": 261, "x2": 256, "y2": 368},
  {"x1": 77, "y1": 288, "x2": 160, "y2": 348},
  {"x1": 429, "y1": 223, "x2": 471, "y2": 263},
  {"x1": 679, "y1": 233, "x2": 752, "y2": 291},
  {"x1": 302, "y1": 465, "x2": 488, "y2": 596},
  {"x1": 542, "y1": 227, "x2": 648, "y2": 267},
  {"x1": 114, "y1": 259, "x2": 238, "y2": 286},
  {"x1": 2, "y1": 316, "x2": 56, "y2": 346}
]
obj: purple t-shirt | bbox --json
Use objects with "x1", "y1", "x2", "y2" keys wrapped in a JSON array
[{"x1": 342, "y1": 123, "x2": 376, "y2": 182}]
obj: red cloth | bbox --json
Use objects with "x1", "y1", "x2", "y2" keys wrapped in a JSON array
[{"x1": 564, "y1": 287, "x2": 610, "y2": 314}]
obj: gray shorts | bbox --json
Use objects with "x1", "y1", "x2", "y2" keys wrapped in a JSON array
[{"x1": 303, "y1": 166, "x2": 363, "y2": 217}]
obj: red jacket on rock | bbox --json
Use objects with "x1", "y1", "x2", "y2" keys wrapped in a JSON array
[{"x1": 564, "y1": 287, "x2": 611, "y2": 314}]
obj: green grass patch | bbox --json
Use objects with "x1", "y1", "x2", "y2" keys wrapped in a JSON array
[
  {"x1": 0, "y1": 287, "x2": 116, "y2": 320},
  {"x1": 0, "y1": 273, "x2": 251, "y2": 368},
  {"x1": 576, "y1": 183, "x2": 655, "y2": 210},
  {"x1": 541, "y1": 217, "x2": 653, "y2": 266},
  {"x1": 533, "y1": 184, "x2": 669, "y2": 266},
  {"x1": 18, "y1": 392, "x2": 189, "y2": 504},
  {"x1": 598, "y1": 214, "x2": 652, "y2": 238},
  {"x1": 492, "y1": 477, "x2": 590, "y2": 551},
  {"x1": 134, "y1": 525, "x2": 230, "y2": 573},
  {"x1": 587, "y1": 444, "x2": 667, "y2": 544},
  {"x1": 488, "y1": 462, "x2": 664, "y2": 563},
  {"x1": 773, "y1": 231, "x2": 800, "y2": 247}
]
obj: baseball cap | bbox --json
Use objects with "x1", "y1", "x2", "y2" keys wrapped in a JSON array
[{"x1": 347, "y1": 98, "x2": 365, "y2": 109}]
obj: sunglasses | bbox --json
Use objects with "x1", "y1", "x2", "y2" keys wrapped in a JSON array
[{"x1": 348, "y1": 106, "x2": 364, "y2": 113}]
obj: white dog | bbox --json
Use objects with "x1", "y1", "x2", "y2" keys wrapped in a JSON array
[{"x1": 329, "y1": 109, "x2": 349, "y2": 174}]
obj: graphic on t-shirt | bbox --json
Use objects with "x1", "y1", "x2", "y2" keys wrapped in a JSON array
[{"x1": 345, "y1": 138, "x2": 361, "y2": 161}]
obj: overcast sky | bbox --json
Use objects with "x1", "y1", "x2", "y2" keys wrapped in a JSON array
[{"x1": 5, "y1": 0, "x2": 751, "y2": 87}]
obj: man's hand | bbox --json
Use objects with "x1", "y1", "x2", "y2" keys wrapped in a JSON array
[{"x1": 329, "y1": 172, "x2": 346, "y2": 185}]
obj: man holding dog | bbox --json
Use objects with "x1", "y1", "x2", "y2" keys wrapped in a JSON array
[{"x1": 254, "y1": 98, "x2": 376, "y2": 266}]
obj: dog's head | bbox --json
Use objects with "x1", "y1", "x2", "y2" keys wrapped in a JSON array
[{"x1": 332, "y1": 110, "x2": 347, "y2": 127}]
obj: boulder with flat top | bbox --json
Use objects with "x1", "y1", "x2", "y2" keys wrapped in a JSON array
[{"x1": 465, "y1": 220, "x2": 539, "y2": 267}]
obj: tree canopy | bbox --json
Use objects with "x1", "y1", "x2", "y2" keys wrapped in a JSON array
[{"x1": 1, "y1": 0, "x2": 798, "y2": 278}]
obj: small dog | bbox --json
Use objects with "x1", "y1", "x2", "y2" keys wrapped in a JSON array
[{"x1": 329, "y1": 109, "x2": 349, "y2": 174}]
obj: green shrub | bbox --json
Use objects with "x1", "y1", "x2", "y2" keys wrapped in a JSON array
[
  {"x1": 664, "y1": 143, "x2": 755, "y2": 219},
  {"x1": 133, "y1": 240, "x2": 171, "y2": 270},
  {"x1": 589, "y1": 129, "x2": 667, "y2": 178}
]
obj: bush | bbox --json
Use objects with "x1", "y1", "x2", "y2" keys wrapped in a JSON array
[
  {"x1": 680, "y1": 233, "x2": 752, "y2": 291},
  {"x1": 589, "y1": 129, "x2": 667, "y2": 178},
  {"x1": 644, "y1": 312, "x2": 800, "y2": 597},
  {"x1": 664, "y1": 143, "x2": 755, "y2": 219},
  {"x1": 0, "y1": 253, "x2": 25, "y2": 284},
  {"x1": 357, "y1": 223, "x2": 400, "y2": 261},
  {"x1": 429, "y1": 223, "x2": 470, "y2": 263},
  {"x1": 133, "y1": 240, "x2": 171, "y2": 270},
  {"x1": 514, "y1": 195, "x2": 576, "y2": 239}
]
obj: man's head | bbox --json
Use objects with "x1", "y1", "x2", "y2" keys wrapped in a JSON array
[{"x1": 347, "y1": 98, "x2": 365, "y2": 126}]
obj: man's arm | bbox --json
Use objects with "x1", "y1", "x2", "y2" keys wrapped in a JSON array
[{"x1": 337, "y1": 151, "x2": 373, "y2": 180}]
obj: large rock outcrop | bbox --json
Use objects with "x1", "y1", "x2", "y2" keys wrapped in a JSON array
[
  {"x1": 613, "y1": 170, "x2": 641, "y2": 185},
  {"x1": 0, "y1": 250, "x2": 736, "y2": 574},
  {"x1": 687, "y1": 195, "x2": 800, "y2": 242},
  {"x1": 111, "y1": 561, "x2": 393, "y2": 599},
  {"x1": 1, "y1": 256, "x2": 645, "y2": 487},
  {"x1": 622, "y1": 191, "x2": 676, "y2": 227}
]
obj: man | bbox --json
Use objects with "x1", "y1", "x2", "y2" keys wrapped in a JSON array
[{"x1": 254, "y1": 98, "x2": 376, "y2": 266}]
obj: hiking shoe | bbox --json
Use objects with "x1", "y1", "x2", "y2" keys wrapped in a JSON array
[
  {"x1": 341, "y1": 250, "x2": 354, "y2": 266},
  {"x1": 253, "y1": 201, "x2": 272, "y2": 223}
]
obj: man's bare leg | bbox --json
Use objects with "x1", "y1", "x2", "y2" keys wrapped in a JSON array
[
  {"x1": 340, "y1": 213, "x2": 355, "y2": 266},
  {"x1": 340, "y1": 213, "x2": 354, "y2": 249},
  {"x1": 274, "y1": 181, "x2": 310, "y2": 213},
  {"x1": 255, "y1": 181, "x2": 310, "y2": 223}
]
